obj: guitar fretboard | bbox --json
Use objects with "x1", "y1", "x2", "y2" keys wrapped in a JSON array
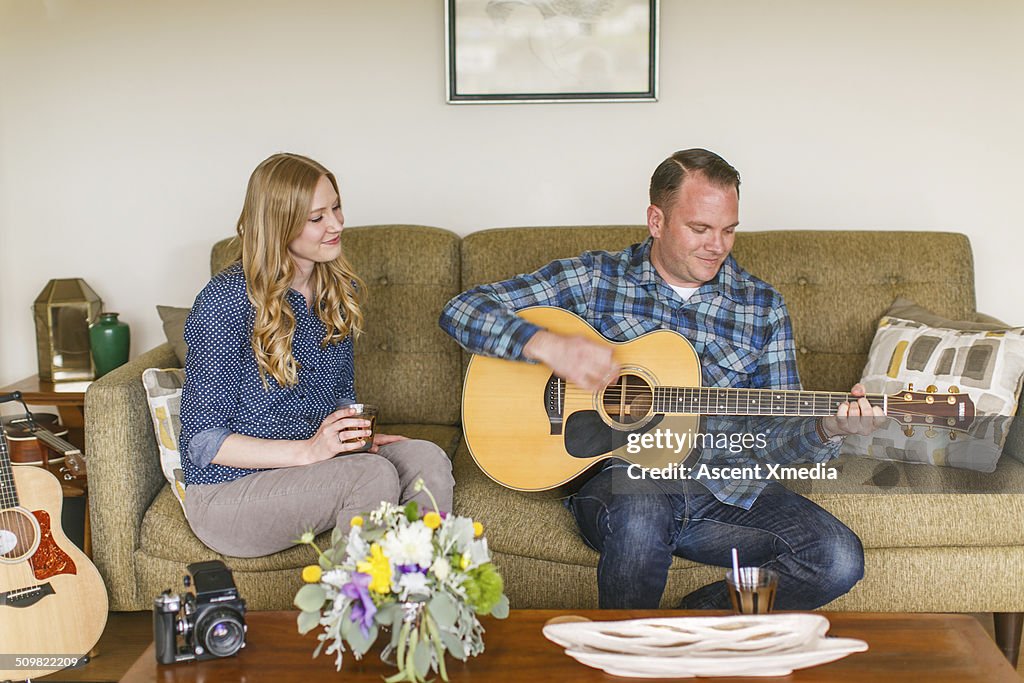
[
  {"x1": 0, "y1": 432, "x2": 19, "y2": 509},
  {"x1": 652, "y1": 387, "x2": 886, "y2": 417}
]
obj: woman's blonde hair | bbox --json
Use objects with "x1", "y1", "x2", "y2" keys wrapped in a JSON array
[{"x1": 237, "y1": 152, "x2": 364, "y2": 388}]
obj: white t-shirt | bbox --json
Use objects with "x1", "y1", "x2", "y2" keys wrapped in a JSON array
[{"x1": 669, "y1": 284, "x2": 698, "y2": 301}]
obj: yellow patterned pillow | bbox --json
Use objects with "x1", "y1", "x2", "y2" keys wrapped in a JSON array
[
  {"x1": 843, "y1": 302, "x2": 1024, "y2": 472},
  {"x1": 141, "y1": 368, "x2": 187, "y2": 512}
]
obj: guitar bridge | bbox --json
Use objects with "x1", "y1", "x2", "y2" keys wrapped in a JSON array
[
  {"x1": 544, "y1": 375, "x2": 564, "y2": 435},
  {"x1": 1, "y1": 582, "x2": 55, "y2": 608}
]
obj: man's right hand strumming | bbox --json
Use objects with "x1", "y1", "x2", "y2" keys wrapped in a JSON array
[{"x1": 523, "y1": 329, "x2": 621, "y2": 392}]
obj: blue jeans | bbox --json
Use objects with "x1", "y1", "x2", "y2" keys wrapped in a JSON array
[{"x1": 569, "y1": 463, "x2": 864, "y2": 609}]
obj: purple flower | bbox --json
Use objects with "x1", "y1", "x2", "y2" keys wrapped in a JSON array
[
  {"x1": 341, "y1": 572, "x2": 377, "y2": 638},
  {"x1": 397, "y1": 564, "x2": 427, "y2": 575}
]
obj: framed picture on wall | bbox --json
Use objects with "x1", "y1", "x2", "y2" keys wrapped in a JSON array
[{"x1": 446, "y1": 0, "x2": 659, "y2": 103}]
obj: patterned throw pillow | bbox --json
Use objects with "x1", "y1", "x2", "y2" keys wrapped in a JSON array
[
  {"x1": 842, "y1": 300, "x2": 1024, "y2": 472},
  {"x1": 141, "y1": 368, "x2": 187, "y2": 512}
]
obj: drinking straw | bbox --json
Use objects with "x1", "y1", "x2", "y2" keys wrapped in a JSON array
[{"x1": 731, "y1": 547, "x2": 740, "y2": 585}]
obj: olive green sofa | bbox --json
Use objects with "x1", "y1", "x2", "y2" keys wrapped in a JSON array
[{"x1": 86, "y1": 225, "x2": 1024, "y2": 654}]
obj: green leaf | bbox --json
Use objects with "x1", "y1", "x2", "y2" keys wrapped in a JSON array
[
  {"x1": 376, "y1": 602, "x2": 401, "y2": 625},
  {"x1": 348, "y1": 623, "x2": 378, "y2": 657},
  {"x1": 331, "y1": 525, "x2": 345, "y2": 546},
  {"x1": 404, "y1": 501, "x2": 419, "y2": 522},
  {"x1": 437, "y1": 627, "x2": 465, "y2": 661},
  {"x1": 297, "y1": 609, "x2": 321, "y2": 634},
  {"x1": 363, "y1": 526, "x2": 387, "y2": 543},
  {"x1": 294, "y1": 583, "x2": 326, "y2": 612},
  {"x1": 491, "y1": 594, "x2": 510, "y2": 619},
  {"x1": 396, "y1": 622, "x2": 410, "y2": 672},
  {"x1": 340, "y1": 610, "x2": 353, "y2": 641},
  {"x1": 413, "y1": 639, "x2": 430, "y2": 678},
  {"x1": 406, "y1": 627, "x2": 419, "y2": 681},
  {"x1": 429, "y1": 593, "x2": 457, "y2": 629}
]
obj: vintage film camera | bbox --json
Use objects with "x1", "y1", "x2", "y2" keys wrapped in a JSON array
[{"x1": 153, "y1": 560, "x2": 248, "y2": 664}]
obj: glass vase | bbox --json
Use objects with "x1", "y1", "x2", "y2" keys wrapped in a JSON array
[{"x1": 89, "y1": 312, "x2": 130, "y2": 378}]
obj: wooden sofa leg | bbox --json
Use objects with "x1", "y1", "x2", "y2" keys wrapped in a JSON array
[{"x1": 993, "y1": 612, "x2": 1023, "y2": 666}]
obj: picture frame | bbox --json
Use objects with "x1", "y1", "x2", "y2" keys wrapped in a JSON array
[{"x1": 446, "y1": 0, "x2": 659, "y2": 103}]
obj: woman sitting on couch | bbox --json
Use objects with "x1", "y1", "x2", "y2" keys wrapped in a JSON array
[{"x1": 178, "y1": 152, "x2": 454, "y2": 558}]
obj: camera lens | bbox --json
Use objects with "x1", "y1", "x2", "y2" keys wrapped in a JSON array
[{"x1": 196, "y1": 608, "x2": 245, "y2": 657}]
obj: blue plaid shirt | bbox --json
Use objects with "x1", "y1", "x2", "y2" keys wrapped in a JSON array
[{"x1": 439, "y1": 238, "x2": 840, "y2": 509}]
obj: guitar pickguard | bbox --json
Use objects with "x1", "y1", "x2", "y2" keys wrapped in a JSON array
[
  {"x1": 564, "y1": 411, "x2": 665, "y2": 458},
  {"x1": 29, "y1": 510, "x2": 77, "y2": 579}
]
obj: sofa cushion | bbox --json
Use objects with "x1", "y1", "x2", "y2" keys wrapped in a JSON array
[
  {"x1": 156, "y1": 305, "x2": 190, "y2": 365},
  {"x1": 843, "y1": 300, "x2": 1024, "y2": 472},
  {"x1": 139, "y1": 424, "x2": 462, "y2": 567},
  {"x1": 140, "y1": 367, "x2": 188, "y2": 512},
  {"x1": 211, "y1": 225, "x2": 463, "y2": 426}
]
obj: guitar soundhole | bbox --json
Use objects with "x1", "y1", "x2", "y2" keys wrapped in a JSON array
[
  {"x1": 0, "y1": 507, "x2": 40, "y2": 563},
  {"x1": 601, "y1": 373, "x2": 654, "y2": 427}
]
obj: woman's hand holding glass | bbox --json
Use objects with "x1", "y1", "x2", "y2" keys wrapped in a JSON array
[{"x1": 307, "y1": 406, "x2": 375, "y2": 462}]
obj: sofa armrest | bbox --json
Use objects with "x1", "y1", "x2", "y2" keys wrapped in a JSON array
[
  {"x1": 968, "y1": 311, "x2": 1024, "y2": 463},
  {"x1": 85, "y1": 343, "x2": 179, "y2": 610}
]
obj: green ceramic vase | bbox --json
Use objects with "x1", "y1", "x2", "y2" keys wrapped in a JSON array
[{"x1": 89, "y1": 312, "x2": 130, "y2": 378}]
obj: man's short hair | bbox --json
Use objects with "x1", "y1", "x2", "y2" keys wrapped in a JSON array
[{"x1": 649, "y1": 149, "x2": 741, "y2": 214}]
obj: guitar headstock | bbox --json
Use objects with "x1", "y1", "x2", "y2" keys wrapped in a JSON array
[{"x1": 885, "y1": 384, "x2": 976, "y2": 437}]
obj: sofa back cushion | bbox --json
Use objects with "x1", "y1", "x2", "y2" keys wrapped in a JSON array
[
  {"x1": 210, "y1": 225, "x2": 462, "y2": 425},
  {"x1": 460, "y1": 227, "x2": 977, "y2": 393}
]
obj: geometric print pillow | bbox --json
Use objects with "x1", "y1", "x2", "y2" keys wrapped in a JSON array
[
  {"x1": 842, "y1": 302, "x2": 1024, "y2": 472},
  {"x1": 141, "y1": 367, "x2": 188, "y2": 513}
]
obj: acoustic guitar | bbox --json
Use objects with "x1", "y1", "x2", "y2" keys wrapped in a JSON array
[
  {"x1": 2, "y1": 413, "x2": 87, "y2": 477},
  {"x1": 0, "y1": 423, "x2": 107, "y2": 679},
  {"x1": 461, "y1": 307, "x2": 976, "y2": 494}
]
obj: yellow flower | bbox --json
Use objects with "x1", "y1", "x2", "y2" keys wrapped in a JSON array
[
  {"x1": 301, "y1": 565, "x2": 322, "y2": 583},
  {"x1": 350, "y1": 516, "x2": 364, "y2": 528},
  {"x1": 423, "y1": 512, "x2": 442, "y2": 530},
  {"x1": 460, "y1": 552, "x2": 471, "y2": 570},
  {"x1": 473, "y1": 521, "x2": 484, "y2": 537},
  {"x1": 356, "y1": 543, "x2": 392, "y2": 594}
]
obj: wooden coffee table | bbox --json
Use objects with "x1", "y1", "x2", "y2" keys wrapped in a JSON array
[{"x1": 119, "y1": 609, "x2": 1018, "y2": 682}]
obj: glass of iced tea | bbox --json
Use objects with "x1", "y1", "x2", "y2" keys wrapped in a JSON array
[
  {"x1": 338, "y1": 403, "x2": 378, "y2": 453},
  {"x1": 725, "y1": 567, "x2": 778, "y2": 614}
]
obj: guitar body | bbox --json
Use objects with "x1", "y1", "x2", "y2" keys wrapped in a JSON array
[
  {"x1": 463, "y1": 306, "x2": 702, "y2": 492},
  {"x1": 0, "y1": 466, "x2": 107, "y2": 680}
]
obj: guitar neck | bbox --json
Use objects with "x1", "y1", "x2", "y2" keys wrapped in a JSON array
[
  {"x1": 32, "y1": 428, "x2": 82, "y2": 459},
  {"x1": 652, "y1": 387, "x2": 886, "y2": 417},
  {"x1": 0, "y1": 431, "x2": 19, "y2": 508}
]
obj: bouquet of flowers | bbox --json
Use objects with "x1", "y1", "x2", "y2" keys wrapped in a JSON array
[{"x1": 294, "y1": 480, "x2": 509, "y2": 682}]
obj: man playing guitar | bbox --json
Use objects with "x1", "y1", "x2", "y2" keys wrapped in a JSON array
[{"x1": 440, "y1": 149, "x2": 886, "y2": 610}]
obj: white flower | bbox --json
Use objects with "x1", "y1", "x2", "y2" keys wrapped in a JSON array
[
  {"x1": 321, "y1": 568, "x2": 350, "y2": 589},
  {"x1": 380, "y1": 521, "x2": 434, "y2": 568},
  {"x1": 430, "y1": 557, "x2": 451, "y2": 582},
  {"x1": 397, "y1": 571, "x2": 430, "y2": 600},
  {"x1": 344, "y1": 526, "x2": 368, "y2": 563}
]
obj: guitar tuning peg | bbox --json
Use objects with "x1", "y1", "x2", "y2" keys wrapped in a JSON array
[
  {"x1": 926, "y1": 385, "x2": 937, "y2": 393},
  {"x1": 948, "y1": 386, "x2": 960, "y2": 394},
  {"x1": 925, "y1": 427, "x2": 936, "y2": 439},
  {"x1": 903, "y1": 426, "x2": 915, "y2": 437},
  {"x1": 949, "y1": 431, "x2": 958, "y2": 441}
]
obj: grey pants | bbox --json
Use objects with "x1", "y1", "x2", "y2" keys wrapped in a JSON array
[{"x1": 183, "y1": 439, "x2": 454, "y2": 557}]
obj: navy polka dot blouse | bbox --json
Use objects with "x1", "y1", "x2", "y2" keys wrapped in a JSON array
[{"x1": 179, "y1": 263, "x2": 356, "y2": 486}]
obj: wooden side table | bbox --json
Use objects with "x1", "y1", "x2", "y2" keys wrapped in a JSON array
[{"x1": 0, "y1": 373, "x2": 92, "y2": 556}]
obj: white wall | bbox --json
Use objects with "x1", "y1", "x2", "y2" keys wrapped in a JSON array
[{"x1": 2, "y1": 0, "x2": 1022, "y2": 388}]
